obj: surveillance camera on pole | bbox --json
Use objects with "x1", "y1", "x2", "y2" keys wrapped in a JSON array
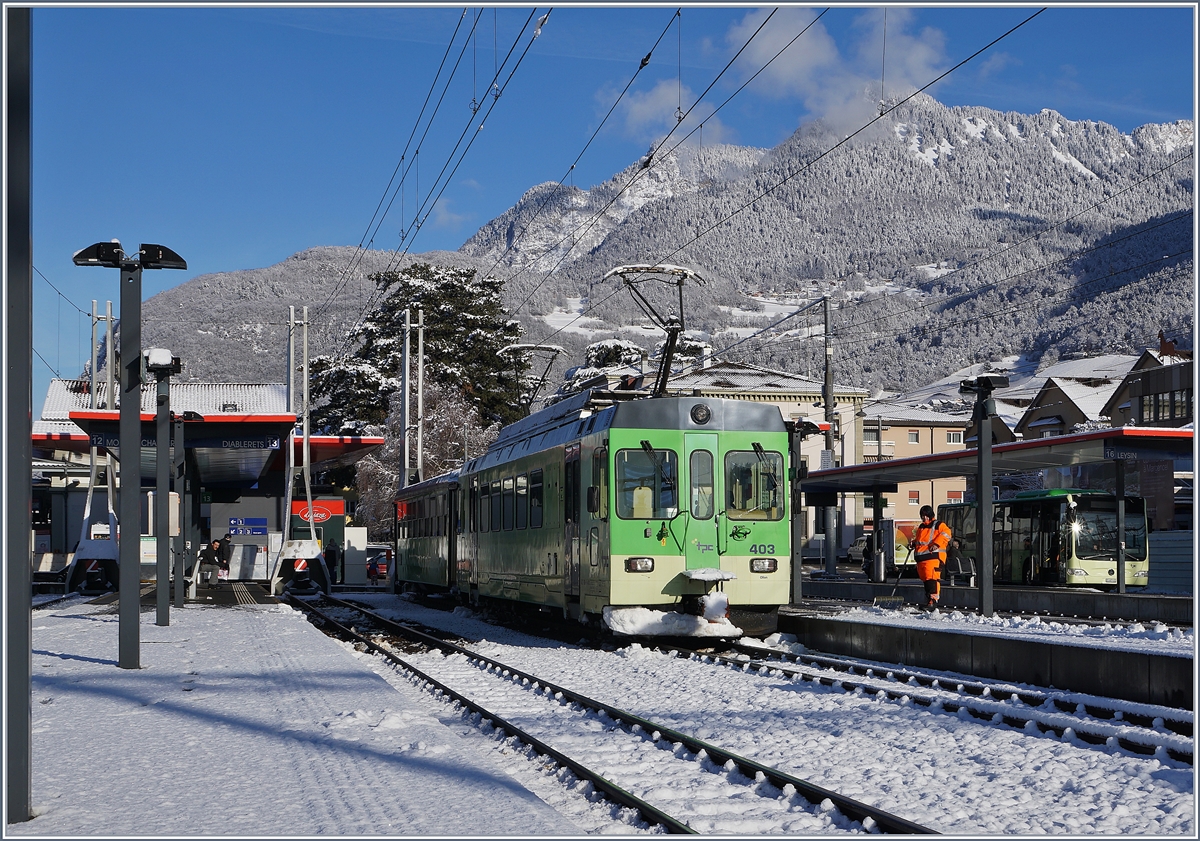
[
  {"x1": 144, "y1": 348, "x2": 182, "y2": 626},
  {"x1": 73, "y1": 240, "x2": 186, "y2": 668}
]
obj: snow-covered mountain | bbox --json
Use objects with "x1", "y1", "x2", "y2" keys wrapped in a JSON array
[
  {"x1": 460, "y1": 142, "x2": 767, "y2": 274},
  {"x1": 134, "y1": 93, "x2": 1193, "y2": 396}
]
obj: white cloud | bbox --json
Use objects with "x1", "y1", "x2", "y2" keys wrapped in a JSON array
[
  {"x1": 431, "y1": 198, "x2": 468, "y2": 230},
  {"x1": 609, "y1": 78, "x2": 732, "y2": 147},
  {"x1": 978, "y1": 51, "x2": 1020, "y2": 79},
  {"x1": 724, "y1": 7, "x2": 951, "y2": 134}
]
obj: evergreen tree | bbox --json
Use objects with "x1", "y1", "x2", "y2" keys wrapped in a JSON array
[{"x1": 311, "y1": 263, "x2": 527, "y2": 434}]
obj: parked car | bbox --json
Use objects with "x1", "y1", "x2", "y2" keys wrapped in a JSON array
[
  {"x1": 847, "y1": 534, "x2": 873, "y2": 564},
  {"x1": 852, "y1": 534, "x2": 910, "y2": 578}
]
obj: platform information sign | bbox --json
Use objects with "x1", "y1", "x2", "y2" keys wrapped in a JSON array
[{"x1": 229, "y1": 517, "x2": 268, "y2": 536}]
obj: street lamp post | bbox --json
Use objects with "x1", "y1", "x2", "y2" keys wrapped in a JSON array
[{"x1": 73, "y1": 241, "x2": 186, "y2": 668}]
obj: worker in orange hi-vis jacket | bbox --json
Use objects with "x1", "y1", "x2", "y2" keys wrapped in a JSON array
[{"x1": 910, "y1": 505, "x2": 953, "y2": 608}]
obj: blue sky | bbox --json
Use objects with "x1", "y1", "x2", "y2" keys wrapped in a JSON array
[{"x1": 29, "y1": 4, "x2": 1195, "y2": 406}]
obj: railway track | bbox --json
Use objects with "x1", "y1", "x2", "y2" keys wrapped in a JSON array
[
  {"x1": 288, "y1": 592, "x2": 936, "y2": 835},
  {"x1": 660, "y1": 639, "x2": 1194, "y2": 764}
]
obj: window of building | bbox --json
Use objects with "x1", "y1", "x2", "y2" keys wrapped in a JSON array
[
  {"x1": 864, "y1": 427, "x2": 879, "y2": 443},
  {"x1": 946, "y1": 430, "x2": 963, "y2": 445},
  {"x1": 908, "y1": 430, "x2": 920, "y2": 444},
  {"x1": 908, "y1": 490, "x2": 920, "y2": 506},
  {"x1": 947, "y1": 490, "x2": 963, "y2": 504}
]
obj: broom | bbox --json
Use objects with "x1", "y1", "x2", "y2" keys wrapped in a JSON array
[{"x1": 872, "y1": 547, "x2": 911, "y2": 609}]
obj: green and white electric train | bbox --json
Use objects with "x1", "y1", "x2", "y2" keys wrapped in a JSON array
[{"x1": 394, "y1": 389, "x2": 792, "y2": 635}]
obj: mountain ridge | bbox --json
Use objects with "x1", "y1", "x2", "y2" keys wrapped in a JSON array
[{"x1": 130, "y1": 93, "x2": 1192, "y2": 399}]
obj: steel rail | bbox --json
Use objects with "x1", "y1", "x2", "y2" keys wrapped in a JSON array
[
  {"x1": 317, "y1": 593, "x2": 936, "y2": 835},
  {"x1": 674, "y1": 644, "x2": 1193, "y2": 765},
  {"x1": 285, "y1": 593, "x2": 695, "y2": 834},
  {"x1": 727, "y1": 642, "x2": 1195, "y2": 738}
]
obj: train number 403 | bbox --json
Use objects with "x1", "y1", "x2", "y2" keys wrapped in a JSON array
[{"x1": 749, "y1": 543, "x2": 776, "y2": 554}]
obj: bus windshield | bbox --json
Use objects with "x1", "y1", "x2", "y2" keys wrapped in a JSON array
[{"x1": 1071, "y1": 503, "x2": 1147, "y2": 561}]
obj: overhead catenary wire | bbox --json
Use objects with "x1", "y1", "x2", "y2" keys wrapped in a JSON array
[
  {"x1": 314, "y1": 9, "x2": 472, "y2": 321},
  {"x1": 536, "y1": 8, "x2": 1043, "y2": 351},
  {"x1": 379, "y1": 8, "x2": 548, "y2": 280},
  {"x1": 332, "y1": 8, "x2": 544, "y2": 361},
  {"x1": 508, "y1": 7, "x2": 793, "y2": 320},
  {"x1": 474, "y1": 8, "x2": 681, "y2": 291}
]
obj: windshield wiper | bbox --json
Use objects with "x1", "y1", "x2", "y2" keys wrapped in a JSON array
[
  {"x1": 751, "y1": 442, "x2": 778, "y2": 490},
  {"x1": 640, "y1": 439, "x2": 675, "y2": 489}
]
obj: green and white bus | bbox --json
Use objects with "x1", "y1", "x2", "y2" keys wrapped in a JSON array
[{"x1": 938, "y1": 489, "x2": 1149, "y2": 588}]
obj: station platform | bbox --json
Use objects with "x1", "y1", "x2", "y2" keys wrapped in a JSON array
[
  {"x1": 14, "y1": 594, "x2": 584, "y2": 836},
  {"x1": 779, "y1": 597, "x2": 1193, "y2": 709},
  {"x1": 82, "y1": 580, "x2": 278, "y2": 607}
]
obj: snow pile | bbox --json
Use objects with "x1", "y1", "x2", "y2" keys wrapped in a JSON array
[
  {"x1": 700, "y1": 590, "x2": 729, "y2": 620},
  {"x1": 603, "y1": 606, "x2": 742, "y2": 638}
]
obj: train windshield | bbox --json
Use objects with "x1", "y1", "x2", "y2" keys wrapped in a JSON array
[
  {"x1": 725, "y1": 450, "x2": 784, "y2": 520},
  {"x1": 615, "y1": 448, "x2": 678, "y2": 519}
]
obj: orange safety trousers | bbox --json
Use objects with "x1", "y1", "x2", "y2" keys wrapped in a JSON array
[{"x1": 916, "y1": 558, "x2": 941, "y2": 603}]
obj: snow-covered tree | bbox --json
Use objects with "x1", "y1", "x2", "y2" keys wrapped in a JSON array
[{"x1": 311, "y1": 263, "x2": 527, "y2": 435}]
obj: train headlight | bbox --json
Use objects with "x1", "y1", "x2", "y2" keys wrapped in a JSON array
[
  {"x1": 750, "y1": 557, "x2": 777, "y2": 573},
  {"x1": 690, "y1": 403, "x2": 712, "y2": 425},
  {"x1": 625, "y1": 557, "x2": 654, "y2": 573},
  {"x1": 1134, "y1": 570, "x2": 1149, "y2": 578}
]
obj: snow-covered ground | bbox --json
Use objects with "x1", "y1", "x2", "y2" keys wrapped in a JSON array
[{"x1": 10, "y1": 594, "x2": 1194, "y2": 836}]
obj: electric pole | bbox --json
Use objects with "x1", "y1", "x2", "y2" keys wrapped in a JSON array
[{"x1": 822, "y1": 296, "x2": 837, "y2": 576}]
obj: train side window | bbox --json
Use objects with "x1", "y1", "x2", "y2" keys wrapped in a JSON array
[
  {"x1": 491, "y1": 480, "x2": 502, "y2": 531},
  {"x1": 480, "y1": 481, "x2": 490, "y2": 533},
  {"x1": 690, "y1": 450, "x2": 715, "y2": 520},
  {"x1": 503, "y1": 477, "x2": 515, "y2": 530},
  {"x1": 530, "y1": 469, "x2": 544, "y2": 528},
  {"x1": 469, "y1": 478, "x2": 478, "y2": 533},
  {"x1": 516, "y1": 474, "x2": 528, "y2": 529},
  {"x1": 589, "y1": 449, "x2": 609, "y2": 520},
  {"x1": 438, "y1": 493, "x2": 446, "y2": 537}
]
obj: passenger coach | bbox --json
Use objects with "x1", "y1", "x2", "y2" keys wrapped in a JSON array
[{"x1": 395, "y1": 389, "x2": 791, "y2": 635}]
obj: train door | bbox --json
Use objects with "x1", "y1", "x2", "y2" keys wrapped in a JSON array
[
  {"x1": 684, "y1": 433, "x2": 719, "y2": 568},
  {"x1": 584, "y1": 446, "x2": 610, "y2": 577},
  {"x1": 564, "y1": 444, "x2": 581, "y2": 598}
]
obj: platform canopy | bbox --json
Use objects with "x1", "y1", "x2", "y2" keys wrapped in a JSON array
[
  {"x1": 33, "y1": 380, "x2": 383, "y2": 488},
  {"x1": 800, "y1": 426, "x2": 1193, "y2": 494}
]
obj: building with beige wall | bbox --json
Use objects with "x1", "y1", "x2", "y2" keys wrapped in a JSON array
[{"x1": 860, "y1": 403, "x2": 969, "y2": 535}]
